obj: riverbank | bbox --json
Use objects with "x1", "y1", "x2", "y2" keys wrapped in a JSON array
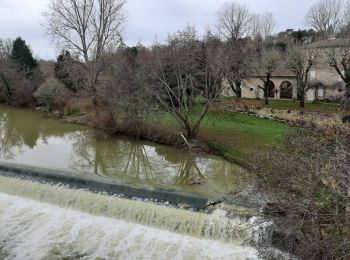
[
  {"x1": 8, "y1": 97, "x2": 348, "y2": 168},
  {"x1": 45, "y1": 98, "x2": 291, "y2": 167}
]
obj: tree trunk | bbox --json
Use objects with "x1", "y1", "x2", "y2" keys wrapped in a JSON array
[
  {"x1": 345, "y1": 84, "x2": 350, "y2": 110},
  {"x1": 229, "y1": 81, "x2": 242, "y2": 100},
  {"x1": 0, "y1": 74, "x2": 12, "y2": 104},
  {"x1": 235, "y1": 80, "x2": 242, "y2": 99},
  {"x1": 299, "y1": 92, "x2": 305, "y2": 108},
  {"x1": 264, "y1": 82, "x2": 269, "y2": 105}
]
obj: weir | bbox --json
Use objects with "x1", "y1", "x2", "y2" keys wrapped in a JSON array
[
  {"x1": 0, "y1": 174, "x2": 260, "y2": 259},
  {"x1": 0, "y1": 162, "x2": 208, "y2": 209},
  {"x1": 0, "y1": 175, "x2": 253, "y2": 243},
  {"x1": 0, "y1": 193, "x2": 258, "y2": 259}
]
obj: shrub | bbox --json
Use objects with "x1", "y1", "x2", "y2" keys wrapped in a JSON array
[
  {"x1": 251, "y1": 129, "x2": 350, "y2": 259},
  {"x1": 34, "y1": 77, "x2": 71, "y2": 110},
  {"x1": 7, "y1": 79, "x2": 37, "y2": 106},
  {"x1": 64, "y1": 105, "x2": 80, "y2": 116}
]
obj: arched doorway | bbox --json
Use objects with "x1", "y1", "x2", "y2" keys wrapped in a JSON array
[
  {"x1": 280, "y1": 81, "x2": 293, "y2": 99},
  {"x1": 268, "y1": 81, "x2": 275, "y2": 98}
]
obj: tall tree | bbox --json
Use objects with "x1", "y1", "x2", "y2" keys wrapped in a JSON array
[
  {"x1": 0, "y1": 39, "x2": 12, "y2": 59},
  {"x1": 148, "y1": 26, "x2": 223, "y2": 141},
  {"x1": 221, "y1": 39, "x2": 252, "y2": 99},
  {"x1": 288, "y1": 48, "x2": 317, "y2": 108},
  {"x1": 11, "y1": 37, "x2": 38, "y2": 73},
  {"x1": 44, "y1": 0, "x2": 127, "y2": 106},
  {"x1": 329, "y1": 45, "x2": 350, "y2": 109},
  {"x1": 305, "y1": 0, "x2": 343, "y2": 37},
  {"x1": 253, "y1": 50, "x2": 280, "y2": 105},
  {"x1": 216, "y1": 2, "x2": 252, "y2": 41}
]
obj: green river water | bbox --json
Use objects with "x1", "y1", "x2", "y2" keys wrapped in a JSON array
[{"x1": 0, "y1": 105, "x2": 249, "y2": 198}]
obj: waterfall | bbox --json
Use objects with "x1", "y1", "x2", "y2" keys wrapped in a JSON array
[
  {"x1": 0, "y1": 193, "x2": 257, "y2": 260},
  {"x1": 0, "y1": 175, "x2": 252, "y2": 242},
  {"x1": 0, "y1": 175, "x2": 260, "y2": 259}
]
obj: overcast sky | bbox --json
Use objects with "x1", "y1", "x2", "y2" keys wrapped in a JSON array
[{"x1": 0, "y1": 0, "x2": 318, "y2": 60}]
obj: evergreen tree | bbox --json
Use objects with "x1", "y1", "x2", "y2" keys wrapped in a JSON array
[{"x1": 11, "y1": 37, "x2": 37, "y2": 72}]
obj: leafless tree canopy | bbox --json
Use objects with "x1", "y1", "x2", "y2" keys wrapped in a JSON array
[
  {"x1": 0, "y1": 39, "x2": 12, "y2": 59},
  {"x1": 251, "y1": 13, "x2": 275, "y2": 40},
  {"x1": 288, "y1": 48, "x2": 317, "y2": 107},
  {"x1": 329, "y1": 45, "x2": 350, "y2": 108},
  {"x1": 44, "y1": 0, "x2": 126, "y2": 61},
  {"x1": 253, "y1": 50, "x2": 281, "y2": 105},
  {"x1": 44, "y1": 0, "x2": 127, "y2": 104},
  {"x1": 216, "y1": 2, "x2": 252, "y2": 40},
  {"x1": 147, "y1": 26, "x2": 224, "y2": 140},
  {"x1": 305, "y1": 0, "x2": 343, "y2": 36},
  {"x1": 221, "y1": 39, "x2": 253, "y2": 98}
]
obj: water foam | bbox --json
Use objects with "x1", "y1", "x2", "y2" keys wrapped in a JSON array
[
  {"x1": 0, "y1": 193, "x2": 257, "y2": 260},
  {"x1": 0, "y1": 175, "x2": 253, "y2": 243}
]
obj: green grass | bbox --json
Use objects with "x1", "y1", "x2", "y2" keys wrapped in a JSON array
[
  {"x1": 151, "y1": 109, "x2": 291, "y2": 164},
  {"x1": 240, "y1": 98, "x2": 341, "y2": 112},
  {"x1": 269, "y1": 99, "x2": 340, "y2": 111}
]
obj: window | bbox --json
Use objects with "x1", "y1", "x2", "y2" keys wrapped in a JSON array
[
  {"x1": 317, "y1": 88, "x2": 324, "y2": 97},
  {"x1": 310, "y1": 70, "x2": 316, "y2": 81}
]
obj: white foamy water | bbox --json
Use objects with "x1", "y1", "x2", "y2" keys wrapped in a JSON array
[
  {"x1": 0, "y1": 175, "x2": 253, "y2": 243},
  {"x1": 0, "y1": 193, "x2": 257, "y2": 260}
]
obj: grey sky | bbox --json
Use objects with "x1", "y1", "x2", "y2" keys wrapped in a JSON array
[{"x1": 0, "y1": 0, "x2": 318, "y2": 60}]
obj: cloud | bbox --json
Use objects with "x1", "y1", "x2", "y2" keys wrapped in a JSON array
[{"x1": 0, "y1": 0, "x2": 319, "y2": 59}]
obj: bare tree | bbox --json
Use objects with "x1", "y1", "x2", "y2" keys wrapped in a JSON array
[
  {"x1": 250, "y1": 14, "x2": 261, "y2": 40},
  {"x1": 216, "y1": 2, "x2": 252, "y2": 41},
  {"x1": 259, "y1": 13, "x2": 275, "y2": 40},
  {"x1": 0, "y1": 39, "x2": 12, "y2": 59},
  {"x1": 253, "y1": 50, "x2": 280, "y2": 105},
  {"x1": 329, "y1": 45, "x2": 350, "y2": 109},
  {"x1": 221, "y1": 39, "x2": 253, "y2": 99},
  {"x1": 43, "y1": 0, "x2": 127, "y2": 106},
  {"x1": 305, "y1": 0, "x2": 343, "y2": 37},
  {"x1": 288, "y1": 48, "x2": 317, "y2": 108},
  {"x1": 250, "y1": 13, "x2": 275, "y2": 40},
  {"x1": 148, "y1": 26, "x2": 223, "y2": 141}
]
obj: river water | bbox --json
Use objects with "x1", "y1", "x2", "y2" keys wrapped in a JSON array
[
  {"x1": 0, "y1": 105, "x2": 250, "y2": 198},
  {"x1": 0, "y1": 176, "x2": 258, "y2": 260},
  {"x1": 0, "y1": 105, "x2": 260, "y2": 259}
]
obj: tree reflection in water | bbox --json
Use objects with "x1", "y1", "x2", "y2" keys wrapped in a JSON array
[
  {"x1": 0, "y1": 106, "x2": 248, "y2": 195},
  {"x1": 0, "y1": 106, "x2": 81, "y2": 160},
  {"x1": 70, "y1": 133, "x2": 160, "y2": 182},
  {"x1": 174, "y1": 155, "x2": 205, "y2": 185},
  {"x1": 0, "y1": 112, "x2": 19, "y2": 159},
  {"x1": 69, "y1": 132, "x2": 207, "y2": 186}
]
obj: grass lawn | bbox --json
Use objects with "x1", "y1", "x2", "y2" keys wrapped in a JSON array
[
  {"x1": 151, "y1": 109, "x2": 291, "y2": 164},
  {"x1": 218, "y1": 98, "x2": 341, "y2": 112}
]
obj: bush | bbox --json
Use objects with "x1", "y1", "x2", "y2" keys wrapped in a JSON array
[
  {"x1": 64, "y1": 105, "x2": 81, "y2": 117},
  {"x1": 8, "y1": 79, "x2": 37, "y2": 106},
  {"x1": 34, "y1": 77, "x2": 71, "y2": 110},
  {"x1": 251, "y1": 129, "x2": 350, "y2": 259}
]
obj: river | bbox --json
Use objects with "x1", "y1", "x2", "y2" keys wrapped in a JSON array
[
  {"x1": 0, "y1": 105, "x2": 250, "y2": 198},
  {"x1": 0, "y1": 105, "x2": 261, "y2": 260}
]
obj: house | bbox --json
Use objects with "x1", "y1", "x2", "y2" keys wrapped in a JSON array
[{"x1": 223, "y1": 40, "x2": 347, "y2": 102}]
